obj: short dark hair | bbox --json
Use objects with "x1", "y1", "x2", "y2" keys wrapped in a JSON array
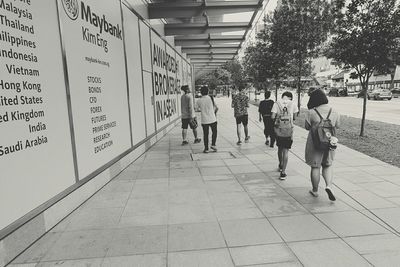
[
  {"x1": 181, "y1": 85, "x2": 189, "y2": 92},
  {"x1": 264, "y1": 91, "x2": 271, "y2": 99},
  {"x1": 201, "y1": 86, "x2": 209, "y2": 96},
  {"x1": 307, "y1": 89, "x2": 328, "y2": 109},
  {"x1": 282, "y1": 91, "x2": 293, "y2": 100}
]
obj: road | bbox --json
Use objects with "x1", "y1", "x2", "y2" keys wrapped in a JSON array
[
  {"x1": 302, "y1": 96, "x2": 400, "y2": 125},
  {"x1": 250, "y1": 92, "x2": 400, "y2": 125}
]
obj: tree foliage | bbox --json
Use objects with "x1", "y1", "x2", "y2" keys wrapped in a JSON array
[
  {"x1": 325, "y1": 0, "x2": 400, "y2": 136},
  {"x1": 269, "y1": 0, "x2": 334, "y2": 110},
  {"x1": 222, "y1": 59, "x2": 246, "y2": 89},
  {"x1": 195, "y1": 68, "x2": 231, "y2": 90}
]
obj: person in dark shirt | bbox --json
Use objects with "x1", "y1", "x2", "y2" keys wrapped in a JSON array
[{"x1": 258, "y1": 91, "x2": 275, "y2": 147}]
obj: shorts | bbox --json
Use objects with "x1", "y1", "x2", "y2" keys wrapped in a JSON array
[
  {"x1": 235, "y1": 115, "x2": 248, "y2": 125},
  {"x1": 276, "y1": 137, "x2": 293, "y2": 149},
  {"x1": 181, "y1": 118, "x2": 196, "y2": 129}
]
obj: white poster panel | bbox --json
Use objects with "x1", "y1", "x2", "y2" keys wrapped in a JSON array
[
  {"x1": 182, "y1": 60, "x2": 187, "y2": 86},
  {"x1": 139, "y1": 21, "x2": 155, "y2": 136},
  {"x1": 57, "y1": 0, "x2": 131, "y2": 179},
  {"x1": 175, "y1": 54, "x2": 183, "y2": 117},
  {"x1": 0, "y1": 0, "x2": 75, "y2": 229},
  {"x1": 151, "y1": 31, "x2": 170, "y2": 129},
  {"x1": 122, "y1": 6, "x2": 146, "y2": 145},
  {"x1": 166, "y1": 44, "x2": 178, "y2": 121}
]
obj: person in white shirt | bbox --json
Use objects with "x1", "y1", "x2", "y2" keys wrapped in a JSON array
[
  {"x1": 195, "y1": 86, "x2": 218, "y2": 153},
  {"x1": 180, "y1": 85, "x2": 201, "y2": 145},
  {"x1": 271, "y1": 91, "x2": 299, "y2": 179}
]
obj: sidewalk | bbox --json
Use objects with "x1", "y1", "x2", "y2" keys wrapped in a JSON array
[{"x1": 10, "y1": 97, "x2": 400, "y2": 267}]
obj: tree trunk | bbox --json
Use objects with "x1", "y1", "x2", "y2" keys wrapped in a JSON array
[
  {"x1": 360, "y1": 78, "x2": 369, "y2": 137},
  {"x1": 297, "y1": 57, "x2": 302, "y2": 115},
  {"x1": 275, "y1": 81, "x2": 278, "y2": 101}
]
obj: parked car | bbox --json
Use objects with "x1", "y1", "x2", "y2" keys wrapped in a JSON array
[
  {"x1": 328, "y1": 87, "x2": 348, "y2": 97},
  {"x1": 358, "y1": 88, "x2": 392, "y2": 100},
  {"x1": 391, "y1": 87, "x2": 400, "y2": 98}
]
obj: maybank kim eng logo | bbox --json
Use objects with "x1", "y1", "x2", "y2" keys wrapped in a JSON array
[{"x1": 61, "y1": 0, "x2": 79, "y2": 20}]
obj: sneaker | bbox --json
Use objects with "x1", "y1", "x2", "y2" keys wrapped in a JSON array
[
  {"x1": 325, "y1": 187, "x2": 336, "y2": 201},
  {"x1": 279, "y1": 172, "x2": 287, "y2": 180},
  {"x1": 265, "y1": 140, "x2": 269, "y2": 146},
  {"x1": 245, "y1": 136, "x2": 251, "y2": 143},
  {"x1": 210, "y1": 146, "x2": 218, "y2": 152},
  {"x1": 182, "y1": 140, "x2": 189, "y2": 145},
  {"x1": 278, "y1": 164, "x2": 283, "y2": 172},
  {"x1": 309, "y1": 190, "x2": 319, "y2": 197},
  {"x1": 194, "y1": 138, "x2": 202, "y2": 144},
  {"x1": 236, "y1": 140, "x2": 242, "y2": 145},
  {"x1": 203, "y1": 149, "x2": 210, "y2": 153}
]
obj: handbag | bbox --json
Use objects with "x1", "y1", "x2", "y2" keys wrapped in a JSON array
[{"x1": 189, "y1": 117, "x2": 198, "y2": 128}]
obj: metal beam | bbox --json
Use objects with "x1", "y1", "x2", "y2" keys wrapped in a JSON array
[
  {"x1": 188, "y1": 55, "x2": 234, "y2": 60},
  {"x1": 185, "y1": 51, "x2": 237, "y2": 56},
  {"x1": 191, "y1": 59, "x2": 230, "y2": 63},
  {"x1": 165, "y1": 22, "x2": 249, "y2": 35},
  {"x1": 182, "y1": 48, "x2": 238, "y2": 53},
  {"x1": 149, "y1": 1, "x2": 261, "y2": 19}
]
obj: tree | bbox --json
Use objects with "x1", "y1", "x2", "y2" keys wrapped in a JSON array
[
  {"x1": 325, "y1": 0, "x2": 400, "y2": 136},
  {"x1": 269, "y1": 0, "x2": 334, "y2": 111},
  {"x1": 242, "y1": 15, "x2": 290, "y2": 100},
  {"x1": 195, "y1": 68, "x2": 231, "y2": 90},
  {"x1": 222, "y1": 59, "x2": 246, "y2": 89}
]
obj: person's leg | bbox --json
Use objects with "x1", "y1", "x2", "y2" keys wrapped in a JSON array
[
  {"x1": 277, "y1": 146, "x2": 283, "y2": 168},
  {"x1": 263, "y1": 117, "x2": 269, "y2": 143},
  {"x1": 282, "y1": 148, "x2": 289, "y2": 171},
  {"x1": 244, "y1": 124, "x2": 249, "y2": 138},
  {"x1": 192, "y1": 128, "x2": 198, "y2": 139},
  {"x1": 211, "y1": 122, "x2": 217, "y2": 146},
  {"x1": 202, "y1": 124, "x2": 209, "y2": 151},
  {"x1": 322, "y1": 165, "x2": 336, "y2": 201},
  {"x1": 182, "y1": 129, "x2": 187, "y2": 141},
  {"x1": 236, "y1": 119, "x2": 242, "y2": 144},
  {"x1": 322, "y1": 166, "x2": 333, "y2": 188},
  {"x1": 243, "y1": 115, "x2": 250, "y2": 142},
  {"x1": 310, "y1": 167, "x2": 321, "y2": 193}
]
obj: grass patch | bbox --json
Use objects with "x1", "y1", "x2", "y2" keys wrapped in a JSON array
[{"x1": 251, "y1": 100, "x2": 400, "y2": 168}]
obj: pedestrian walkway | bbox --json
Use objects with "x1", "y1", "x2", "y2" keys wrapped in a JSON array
[{"x1": 10, "y1": 98, "x2": 400, "y2": 267}]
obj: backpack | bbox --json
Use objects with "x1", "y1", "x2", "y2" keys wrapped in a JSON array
[
  {"x1": 311, "y1": 108, "x2": 335, "y2": 150},
  {"x1": 274, "y1": 102, "x2": 293, "y2": 138}
]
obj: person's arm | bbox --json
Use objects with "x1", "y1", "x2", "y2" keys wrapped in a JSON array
[
  {"x1": 246, "y1": 96, "x2": 250, "y2": 107},
  {"x1": 292, "y1": 103, "x2": 299, "y2": 121},
  {"x1": 271, "y1": 103, "x2": 277, "y2": 120},
  {"x1": 188, "y1": 95, "x2": 195, "y2": 118},
  {"x1": 195, "y1": 99, "x2": 200, "y2": 112},
  {"x1": 335, "y1": 113, "x2": 341, "y2": 129},
  {"x1": 231, "y1": 96, "x2": 235, "y2": 108},
  {"x1": 305, "y1": 111, "x2": 312, "y2": 130}
]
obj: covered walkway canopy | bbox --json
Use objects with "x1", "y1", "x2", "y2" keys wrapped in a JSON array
[{"x1": 146, "y1": 0, "x2": 266, "y2": 78}]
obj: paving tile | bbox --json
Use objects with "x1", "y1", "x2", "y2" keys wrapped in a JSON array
[
  {"x1": 269, "y1": 214, "x2": 336, "y2": 242},
  {"x1": 288, "y1": 239, "x2": 371, "y2": 267},
  {"x1": 334, "y1": 178, "x2": 365, "y2": 191},
  {"x1": 202, "y1": 175, "x2": 234, "y2": 181},
  {"x1": 240, "y1": 262, "x2": 302, "y2": 267},
  {"x1": 229, "y1": 244, "x2": 296, "y2": 266},
  {"x1": 205, "y1": 180, "x2": 244, "y2": 193},
  {"x1": 316, "y1": 211, "x2": 389, "y2": 237},
  {"x1": 168, "y1": 222, "x2": 226, "y2": 251},
  {"x1": 359, "y1": 182, "x2": 400, "y2": 198},
  {"x1": 12, "y1": 233, "x2": 62, "y2": 264},
  {"x1": 302, "y1": 200, "x2": 353, "y2": 213},
  {"x1": 137, "y1": 169, "x2": 169, "y2": 179},
  {"x1": 224, "y1": 158, "x2": 253, "y2": 166},
  {"x1": 196, "y1": 159, "x2": 226, "y2": 167},
  {"x1": 344, "y1": 233, "x2": 400, "y2": 255},
  {"x1": 220, "y1": 218, "x2": 282, "y2": 246},
  {"x1": 200, "y1": 166, "x2": 232, "y2": 176},
  {"x1": 170, "y1": 168, "x2": 201, "y2": 178},
  {"x1": 42, "y1": 230, "x2": 115, "y2": 261},
  {"x1": 208, "y1": 192, "x2": 254, "y2": 208},
  {"x1": 347, "y1": 191, "x2": 397, "y2": 209},
  {"x1": 169, "y1": 204, "x2": 216, "y2": 224},
  {"x1": 244, "y1": 183, "x2": 289, "y2": 198},
  {"x1": 169, "y1": 190, "x2": 210, "y2": 205},
  {"x1": 253, "y1": 197, "x2": 309, "y2": 217},
  {"x1": 83, "y1": 192, "x2": 130, "y2": 209},
  {"x1": 228, "y1": 165, "x2": 260, "y2": 174},
  {"x1": 101, "y1": 253, "x2": 166, "y2": 267},
  {"x1": 37, "y1": 258, "x2": 103, "y2": 266},
  {"x1": 372, "y1": 207, "x2": 400, "y2": 232},
  {"x1": 363, "y1": 251, "x2": 400, "y2": 267},
  {"x1": 168, "y1": 248, "x2": 234, "y2": 267},
  {"x1": 107, "y1": 226, "x2": 167, "y2": 257},
  {"x1": 214, "y1": 205, "x2": 264, "y2": 221},
  {"x1": 235, "y1": 172, "x2": 272, "y2": 185}
]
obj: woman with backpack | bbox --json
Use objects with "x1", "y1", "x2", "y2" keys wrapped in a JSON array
[
  {"x1": 306, "y1": 89, "x2": 340, "y2": 201},
  {"x1": 271, "y1": 91, "x2": 298, "y2": 179}
]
